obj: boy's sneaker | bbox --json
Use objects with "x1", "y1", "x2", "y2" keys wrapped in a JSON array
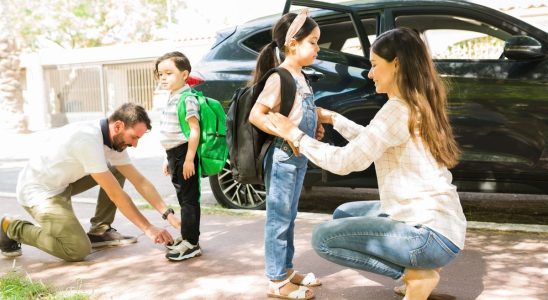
[
  {"x1": 165, "y1": 236, "x2": 183, "y2": 251},
  {"x1": 87, "y1": 228, "x2": 137, "y2": 248},
  {"x1": 166, "y1": 239, "x2": 201, "y2": 261},
  {"x1": 0, "y1": 217, "x2": 22, "y2": 257}
]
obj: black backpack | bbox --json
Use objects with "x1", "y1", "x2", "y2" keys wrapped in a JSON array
[{"x1": 226, "y1": 67, "x2": 296, "y2": 185}]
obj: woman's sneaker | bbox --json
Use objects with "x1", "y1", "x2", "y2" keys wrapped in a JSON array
[
  {"x1": 166, "y1": 239, "x2": 201, "y2": 261},
  {"x1": 0, "y1": 217, "x2": 22, "y2": 257},
  {"x1": 87, "y1": 228, "x2": 137, "y2": 248}
]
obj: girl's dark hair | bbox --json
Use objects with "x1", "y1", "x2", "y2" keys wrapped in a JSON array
[
  {"x1": 249, "y1": 13, "x2": 318, "y2": 85},
  {"x1": 154, "y1": 51, "x2": 192, "y2": 78},
  {"x1": 371, "y1": 27, "x2": 460, "y2": 168},
  {"x1": 109, "y1": 103, "x2": 151, "y2": 130}
]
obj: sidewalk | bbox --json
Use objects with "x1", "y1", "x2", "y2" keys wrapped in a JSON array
[{"x1": 1, "y1": 195, "x2": 547, "y2": 300}]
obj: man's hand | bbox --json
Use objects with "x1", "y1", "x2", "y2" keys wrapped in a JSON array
[
  {"x1": 182, "y1": 160, "x2": 195, "y2": 180},
  {"x1": 167, "y1": 213, "x2": 181, "y2": 230},
  {"x1": 162, "y1": 158, "x2": 170, "y2": 176},
  {"x1": 144, "y1": 225, "x2": 174, "y2": 245}
]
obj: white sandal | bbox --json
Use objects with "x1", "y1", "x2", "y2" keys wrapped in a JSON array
[
  {"x1": 267, "y1": 276, "x2": 314, "y2": 299},
  {"x1": 289, "y1": 270, "x2": 322, "y2": 287}
]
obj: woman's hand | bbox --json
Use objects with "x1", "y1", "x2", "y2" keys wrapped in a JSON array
[
  {"x1": 316, "y1": 107, "x2": 336, "y2": 124},
  {"x1": 265, "y1": 112, "x2": 303, "y2": 142},
  {"x1": 315, "y1": 122, "x2": 325, "y2": 140}
]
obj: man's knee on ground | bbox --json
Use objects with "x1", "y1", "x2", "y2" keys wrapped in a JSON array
[{"x1": 59, "y1": 239, "x2": 91, "y2": 262}]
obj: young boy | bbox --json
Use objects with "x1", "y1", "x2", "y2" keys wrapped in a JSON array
[{"x1": 155, "y1": 51, "x2": 202, "y2": 261}]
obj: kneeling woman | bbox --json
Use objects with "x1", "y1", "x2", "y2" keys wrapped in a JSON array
[{"x1": 265, "y1": 27, "x2": 466, "y2": 300}]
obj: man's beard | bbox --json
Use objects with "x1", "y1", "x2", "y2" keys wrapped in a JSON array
[{"x1": 112, "y1": 133, "x2": 129, "y2": 152}]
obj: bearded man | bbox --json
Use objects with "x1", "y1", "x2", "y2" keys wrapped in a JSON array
[{"x1": 1, "y1": 103, "x2": 180, "y2": 261}]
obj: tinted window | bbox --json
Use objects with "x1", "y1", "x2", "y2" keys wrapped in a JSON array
[
  {"x1": 395, "y1": 15, "x2": 512, "y2": 60},
  {"x1": 317, "y1": 11, "x2": 377, "y2": 57},
  {"x1": 242, "y1": 29, "x2": 271, "y2": 52},
  {"x1": 241, "y1": 11, "x2": 377, "y2": 59}
]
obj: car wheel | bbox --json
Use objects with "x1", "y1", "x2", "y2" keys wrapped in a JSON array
[{"x1": 209, "y1": 160, "x2": 267, "y2": 210}]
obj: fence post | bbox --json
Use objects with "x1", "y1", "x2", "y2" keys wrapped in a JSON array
[{"x1": 99, "y1": 64, "x2": 108, "y2": 117}]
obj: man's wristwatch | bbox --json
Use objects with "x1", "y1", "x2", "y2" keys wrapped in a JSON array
[{"x1": 162, "y1": 208, "x2": 175, "y2": 220}]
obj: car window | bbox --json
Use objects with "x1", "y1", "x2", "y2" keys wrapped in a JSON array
[
  {"x1": 242, "y1": 11, "x2": 377, "y2": 61},
  {"x1": 241, "y1": 29, "x2": 270, "y2": 52},
  {"x1": 316, "y1": 11, "x2": 377, "y2": 57},
  {"x1": 395, "y1": 15, "x2": 512, "y2": 60}
]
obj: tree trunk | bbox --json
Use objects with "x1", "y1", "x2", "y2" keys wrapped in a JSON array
[{"x1": 0, "y1": 1, "x2": 28, "y2": 133}]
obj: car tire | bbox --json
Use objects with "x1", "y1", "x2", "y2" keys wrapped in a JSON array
[{"x1": 209, "y1": 160, "x2": 267, "y2": 210}]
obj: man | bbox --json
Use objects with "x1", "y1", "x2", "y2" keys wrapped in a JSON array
[{"x1": 0, "y1": 103, "x2": 180, "y2": 261}]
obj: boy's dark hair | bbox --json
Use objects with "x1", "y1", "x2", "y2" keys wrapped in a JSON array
[
  {"x1": 108, "y1": 103, "x2": 152, "y2": 130},
  {"x1": 154, "y1": 51, "x2": 192, "y2": 78},
  {"x1": 250, "y1": 13, "x2": 318, "y2": 85}
]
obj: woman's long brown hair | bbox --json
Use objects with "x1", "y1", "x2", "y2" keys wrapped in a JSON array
[{"x1": 371, "y1": 27, "x2": 460, "y2": 168}]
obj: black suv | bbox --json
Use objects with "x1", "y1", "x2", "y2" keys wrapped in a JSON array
[{"x1": 190, "y1": 0, "x2": 548, "y2": 209}]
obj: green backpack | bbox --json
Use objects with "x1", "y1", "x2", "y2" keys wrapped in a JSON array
[{"x1": 177, "y1": 90, "x2": 228, "y2": 177}]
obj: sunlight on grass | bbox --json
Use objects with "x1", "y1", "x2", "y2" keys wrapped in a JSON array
[{"x1": 0, "y1": 270, "x2": 89, "y2": 300}]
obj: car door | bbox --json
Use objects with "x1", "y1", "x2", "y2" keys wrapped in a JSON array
[
  {"x1": 284, "y1": 0, "x2": 383, "y2": 188},
  {"x1": 383, "y1": 5, "x2": 548, "y2": 193}
]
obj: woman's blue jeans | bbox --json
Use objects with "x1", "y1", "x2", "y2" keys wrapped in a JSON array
[{"x1": 312, "y1": 201, "x2": 459, "y2": 279}]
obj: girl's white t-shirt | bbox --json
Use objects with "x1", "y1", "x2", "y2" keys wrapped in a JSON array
[
  {"x1": 256, "y1": 73, "x2": 311, "y2": 125},
  {"x1": 16, "y1": 121, "x2": 131, "y2": 207}
]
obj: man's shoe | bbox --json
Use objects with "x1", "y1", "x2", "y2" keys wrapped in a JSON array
[
  {"x1": 0, "y1": 217, "x2": 22, "y2": 257},
  {"x1": 166, "y1": 239, "x2": 201, "y2": 261},
  {"x1": 87, "y1": 228, "x2": 137, "y2": 248}
]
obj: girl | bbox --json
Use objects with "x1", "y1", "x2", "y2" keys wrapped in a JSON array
[
  {"x1": 155, "y1": 51, "x2": 202, "y2": 262},
  {"x1": 266, "y1": 27, "x2": 467, "y2": 300},
  {"x1": 248, "y1": 9, "x2": 323, "y2": 300}
]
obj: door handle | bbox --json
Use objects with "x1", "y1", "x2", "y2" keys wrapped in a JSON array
[{"x1": 303, "y1": 68, "x2": 325, "y2": 82}]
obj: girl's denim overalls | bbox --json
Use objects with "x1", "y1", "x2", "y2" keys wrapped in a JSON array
[{"x1": 264, "y1": 78, "x2": 317, "y2": 280}]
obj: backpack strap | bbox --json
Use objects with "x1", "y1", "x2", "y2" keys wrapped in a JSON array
[
  {"x1": 177, "y1": 89, "x2": 203, "y2": 139},
  {"x1": 276, "y1": 67, "x2": 296, "y2": 117},
  {"x1": 252, "y1": 67, "x2": 296, "y2": 117}
]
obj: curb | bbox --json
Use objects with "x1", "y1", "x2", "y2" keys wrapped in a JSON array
[
  {"x1": 215, "y1": 207, "x2": 548, "y2": 234},
  {"x1": 2, "y1": 195, "x2": 547, "y2": 234}
]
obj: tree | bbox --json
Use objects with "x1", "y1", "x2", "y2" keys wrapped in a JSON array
[
  {"x1": 7, "y1": 0, "x2": 171, "y2": 50},
  {"x1": 0, "y1": 0, "x2": 27, "y2": 132}
]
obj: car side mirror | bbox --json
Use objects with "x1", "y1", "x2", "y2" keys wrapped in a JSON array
[{"x1": 503, "y1": 35, "x2": 545, "y2": 60}]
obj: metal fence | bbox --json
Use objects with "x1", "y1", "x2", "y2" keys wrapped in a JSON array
[{"x1": 43, "y1": 61, "x2": 157, "y2": 115}]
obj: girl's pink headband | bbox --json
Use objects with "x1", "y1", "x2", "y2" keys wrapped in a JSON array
[{"x1": 284, "y1": 9, "x2": 309, "y2": 47}]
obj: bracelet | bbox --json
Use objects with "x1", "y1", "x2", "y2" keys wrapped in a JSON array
[{"x1": 162, "y1": 208, "x2": 175, "y2": 220}]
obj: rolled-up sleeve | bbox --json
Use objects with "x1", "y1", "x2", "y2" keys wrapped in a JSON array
[
  {"x1": 184, "y1": 95, "x2": 200, "y2": 121},
  {"x1": 300, "y1": 99, "x2": 410, "y2": 175}
]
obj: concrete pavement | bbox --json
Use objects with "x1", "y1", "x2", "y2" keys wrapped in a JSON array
[
  {"x1": 1, "y1": 125, "x2": 548, "y2": 299},
  {"x1": 1, "y1": 195, "x2": 548, "y2": 300}
]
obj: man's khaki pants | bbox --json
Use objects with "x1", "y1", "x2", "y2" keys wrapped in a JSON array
[{"x1": 7, "y1": 167, "x2": 125, "y2": 261}]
